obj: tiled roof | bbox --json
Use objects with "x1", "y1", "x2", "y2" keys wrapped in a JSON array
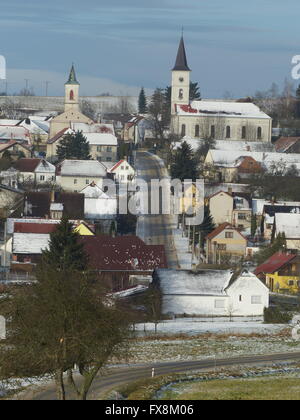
[
  {"x1": 14, "y1": 222, "x2": 57, "y2": 234},
  {"x1": 206, "y1": 223, "x2": 246, "y2": 241},
  {"x1": 47, "y1": 127, "x2": 71, "y2": 144},
  {"x1": 13, "y1": 158, "x2": 42, "y2": 173},
  {"x1": 80, "y1": 235, "x2": 167, "y2": 271},
  {"x1": 254, "y1": 252, "x2": 296, "y2": 276},
  {"x1": 275, "y1": 137, "x2": 300, "y2": 153}
]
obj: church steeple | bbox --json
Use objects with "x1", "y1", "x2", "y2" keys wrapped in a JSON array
[
  {"x1": 172, "y1": 36, "x2": 190, "y2": 71},
  {"x1": 66, "y1": 64, "x2": 80, "y2": 85}
]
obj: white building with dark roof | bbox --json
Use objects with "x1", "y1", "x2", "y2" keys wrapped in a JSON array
[
  {"x1": 155, "y1": 269, "x2": 269, "y2": 317},
  {"x1": 170, "y1": 37, "x2": 272, "y2": 142}
]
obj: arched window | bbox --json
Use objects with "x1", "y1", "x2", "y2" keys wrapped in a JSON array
[
  {"x1": 211, "y1": 125, "x2": 215, "y2": 139},
  {"x1": 70, "y1": 90, "x2": 74, "y2": 101},
  {"x1": 242, "y1": 126, "x2": 246, "y2": 139},
  {"x1": 181, "y1": 124, "x2": 186, "y2": 137},
  {"x1": 226, "y1": 126, "x2": 231, "y2": 139},
  {"x1": 195, "y1": 125, "x2": 200, "y2": 137},
  {"x1": 179, "y1": 89, "x2": 183, "y2": 100},
  {"x1": 257, "y1": 127, "x2": 262, "y2": 139}
]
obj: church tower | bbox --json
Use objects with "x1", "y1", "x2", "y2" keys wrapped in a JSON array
[
  {"x1": 64, "y1": 64, "x2": 80, "y2": 112},
  {"x1": 171, "y1": 36, "x2": 191, "y2": 115}
]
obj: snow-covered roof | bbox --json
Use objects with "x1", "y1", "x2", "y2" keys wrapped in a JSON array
[
  {"x1": 156, "y1": 269, "x2": 233, "y2": 296},
  {"x1": 71, "y1": 122, "x2": 115, "y2": 135},
  {"x1": 13, "y1": 232, "x2": 50, "y2": 254},
  {"x1": 59, "y1": 160, "x2": 107, "y2": 177},
  {"x1": 174, "y1": 137, "x2": 275, "y2": 153},
  {"x1": 208, "y1": 149, "x2": 300, "y2": 172},
  {"x1": 0, "y1": 125, "x2": 30, "y2": 141},
  {"x1": 275, "y1": 213, "x2": 300, "y2": 238},
  {"x1": 177, "y1": 101, "x2": 271, "y2": 119},
  {"x1": 84, "y1": 133, "x2": 118, "y2": 146},
  {"x1": 80, "y1": 183, "x2": 109, "y2": 198}
]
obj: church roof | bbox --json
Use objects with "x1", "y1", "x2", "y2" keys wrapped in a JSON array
[
  {"x1": 172, "y1": 36, "x2": 191, "y2": 71},
  {"x1": 65, "y1": 64, "x2": 80, "y2": 85}
]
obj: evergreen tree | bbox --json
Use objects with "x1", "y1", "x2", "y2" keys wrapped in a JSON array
[
  {"x1": 171, "y1": 141, "x2": 198, "y2": 181},
  {"x1": 138, "y1": 87, "x2": 147, "y2": 114},
  {"x1": 189, "y1": 82, "x2": 201, "y2": 101},
  {"x1": 57, "y1": 131, "x2": 91, "y2": 161},
  {"x1": 251, "y1": 214, "x2": 258, "y2": 237},
  {"x1": 197, "y1": 206, "x2": 216, "y2": 248},
  {"x1": 42, "y1": 217, "x2": 89, "y2": 272}
]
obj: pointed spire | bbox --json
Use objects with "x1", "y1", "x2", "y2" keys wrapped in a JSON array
[
  {"x1": 65, "y1": 64, "x2": 80, "y2": 85},
  {"x1": 172, "y1": 36, "x2": 190, "y2": 71}
]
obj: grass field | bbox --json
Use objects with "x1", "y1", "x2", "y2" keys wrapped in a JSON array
[{"x1": 159, "y1": 375, "x2": 300, "y2": 400}]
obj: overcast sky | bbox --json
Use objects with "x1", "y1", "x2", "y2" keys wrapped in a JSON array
[{"x1": 0, "y1": 0, "x2": 299, "y2": 98}]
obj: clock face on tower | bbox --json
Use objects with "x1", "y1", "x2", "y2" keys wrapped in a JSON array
[{"x1": 179, "y1": 77, "x2": 184, "y2": 82}]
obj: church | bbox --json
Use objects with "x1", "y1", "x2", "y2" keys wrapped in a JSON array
[
  {"x1": 49, "y1": 65, "x2": 93, "y2": 138},
  {"x1": 170, "y1": 37, "x2": 272, "y2": 142}
]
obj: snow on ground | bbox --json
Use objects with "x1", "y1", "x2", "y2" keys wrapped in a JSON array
[
  {"x1": 173, "y1": 228, "x2": 192, "y2": 270},
  {"x1": 135, "y1": 318, "x2": 287, "y2": 336}
]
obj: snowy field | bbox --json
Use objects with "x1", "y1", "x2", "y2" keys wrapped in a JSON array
[{"x1": 135, "y1": 318, "x2": 287, "y2": 336}]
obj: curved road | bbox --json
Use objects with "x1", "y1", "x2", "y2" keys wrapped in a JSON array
[{"x1": 16, "y1": 352, "x2": 300, "y2": 400}]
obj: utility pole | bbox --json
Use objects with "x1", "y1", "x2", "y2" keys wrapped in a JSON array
[
  {"x1": 44, "y1": 81, "x2": 51, "y2": 97},
  {"x1": 24, "y1": 79, "x2": 30, "y2": 91}
]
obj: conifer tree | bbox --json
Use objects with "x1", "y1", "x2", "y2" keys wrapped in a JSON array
[
  {"x1": 197, "y1": 206, "x2": 216, "y2": 248},
  {"x1": 138, "y1": 87, "x2": 147, "y2": 114},
  {"x1": 171, "y1": 141, "x2": 199, "y2": 181},
  {"x1": 57, "y1": 131, "x2": 91, "y2": 161},
  {"x1": 42, "y1": 217, "x2": 89, "y2": 272}
]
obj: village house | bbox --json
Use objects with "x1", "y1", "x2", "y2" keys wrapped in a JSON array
[
  {"x1": 84, "y1": 132, "x2": 118, "y2": 162},
  {"x1": 170, "y1": 37, "x2": 272, "y2": 142},
  {"x1": 254, "y1": 252, "x2": 300, "y2": 294},
  {"x1": 273, "y1": 213, "x2": 300, "y2": 251},
  {"x1": 205, "y1": 223, "x2": 247, "y2": 264},
  {"x1": 0, "y1": 184, "x2": 23, "y2": 218},
  {"x1": 0, "y1": 125, "x2": 31, "y2": 144},
  {"x1": 22, "y1": 191, "x2": 85, "y2": 220},
  {"x1": 154, "y1": 269, "x2": 269, "y2": 317},
  {"x1": 46, "y1": 127, "x2": 75, "y2": 162},
  {"x1": 80, "y1": 182, "x2": 117, "y2": 221},
  {"x1": 13, "y1": 158, "x2": 56, "y2": 185},
  {"x1": 56, "y1": 159, "x2": 107, "y2": 192},
  {"x1": 261, "y1": 204, "x2": 300, "y2": 241},
  {"x1": 108, "y1": 159, "x2": 135, "y2": 184},
  {"x1": 0, "y1": 141, "x2": 32, "y2": 160},
  {"x1": 208, "y1": 191, "x2": 252, "y2": 231}
]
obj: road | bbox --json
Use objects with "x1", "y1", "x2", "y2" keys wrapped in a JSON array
[
  {"x1": 16, "y1": 351, "x2": 300, "y2": 400},
  {"x1": 135, "y1": 151, "x2": 179, "y2": 269}
]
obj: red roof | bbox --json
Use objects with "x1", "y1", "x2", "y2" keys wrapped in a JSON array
[
  {"x1": 80, "y1": 235, "x2": 167, "y2": 271},
  {"x1": 14, "y1": 222, "x2": 57, "y2": 234},
  {"x1": 254, "y1": 252, "x2": 296, "y2": 276},
  {"x1": 109, "y1": 160, "x2": 125, "y2": 173},
  {"x1": 47, "y1": 127, "x2": 70, "y2": 144},
  {"x1": 275, "y1": 137, "x2": 300, "y2": 153},
  {"x1": 206, "y1": 223, "x2": 246, "y2": 241},
  {"x1": 13, "y1": 158, "x2": 42, "y2": 173}
]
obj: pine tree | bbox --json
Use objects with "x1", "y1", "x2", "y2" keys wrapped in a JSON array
[
  {"x1": 196, "y1": 206, "x2": 216, "y2": 248},
  {"x1": 171, "y1": 141, "x2": 198, "y2": 181},
  {"x1": 42, "y1": 217, "x2": 89, "y2": 272},
  {"x1": 189, "y1": 82, "x2": 201, "y2": 101},
  {"x1": 138, "y1": 87, "x2": 147, "y2": 114},
  {"x1": 57, "y1": 131, "x2": 91, "y2": 161}
]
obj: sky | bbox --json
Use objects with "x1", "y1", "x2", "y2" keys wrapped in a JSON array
[{"x1": 0, "y1": 0, "x2": 299, "y2": 98}]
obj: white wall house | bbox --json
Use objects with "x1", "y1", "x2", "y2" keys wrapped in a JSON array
[
  {"x1": 13, "y1": 158, "x2": 56, "y2": 184},
  {"x1": 155, "y1": 269, "x2": 269, "y2": 317},
  {"x1": 80, "y1": 182, "x2": 117, "y2": 220},
  {"x1": 56, "y1": 160, "x2": 107, "y2": 192},
  {"x1": 108, "y1": 159, "x2": 135, "y2": 184}
]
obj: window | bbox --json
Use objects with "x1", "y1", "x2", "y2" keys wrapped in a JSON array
[
  {"x1": 74, "y1": 179, "x2": 77, "y2": 185},
  {"x1": 195, "y1": 125, "x2": 200, "y2": 137},
  {"x1": 257, "y1": 127, "x2": 262, "y2": 139},
  {"x1": 97, "y1": 146, "x2": 102, "y2": 152},
  {"x1": 121, "y1": 166, "x2": 125, "y2": 170},
  {"x1": 225, "y1": 232, "x2": 233, "y2": 238},
  {"x1": 217, "y1": 244, "x2": 227, "y2": 251},
  {"x1": 215, "y1": 300, "x2": 226, "y2": 309},
  {"x1": 106, "y1": 157, "x2": 112, "y2": 162},
  {"x1": 181, "y1": 124, "x2": 186, "y2": 137},
  {"x1": 251, "y1": 296, "x2": 262, "y2": 304},
  {"x1": 179, "y1": 89, "x2": 183, "y2": 100},
  {"x1": 70, "y1": 90, "x2": 74, "y2": 101},
  {"x1": 239, "y1": 295, "x2": 242, "y2": 302},
  {"x1": 97, "y1": 156, "x2": 102, "y2": 162},
  {"x1": 86, "y1": 179, "x2": 89, "y2": 184},
  {"x1": 288, "y1": 280, "x2": 294, "y2": 286},
  {"x1": 238, "y1": 213, "x2": 246, "y2": 220},
  {"x1": 226, "y1": 126, "x2": 231, "y2": 139},
  {"x1": 211, "y1": 125, "x2": 215, "y2": 139},
  {"x1": 107, "y1": 146, "x2": 112, "y2": 152},
  {"x1": 40, "y1": 175, "x2": 45, "y2": 181},
  {"x1": 242, "y1": 126, "x2": 246, "y2": 139}
]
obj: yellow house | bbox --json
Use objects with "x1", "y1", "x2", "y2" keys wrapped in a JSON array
[
  {"x1": 206, "y1": 223, "x2": 247, "y2": 264},
  {"x1": 179, "y1": 183, "x2": 202, "y2": 214},
  {"x1": 255, "y1": 252, "x2": 300, "y2": 294}
]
